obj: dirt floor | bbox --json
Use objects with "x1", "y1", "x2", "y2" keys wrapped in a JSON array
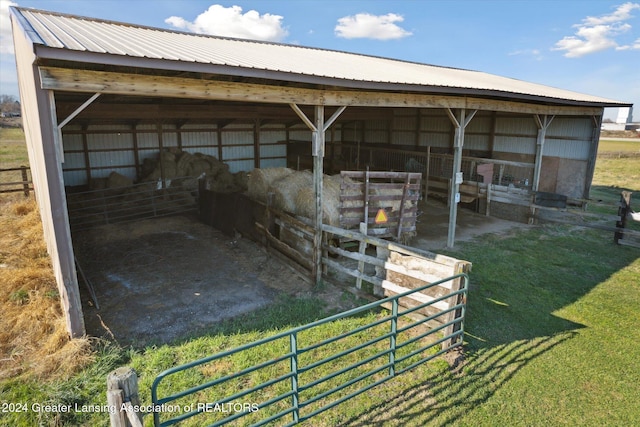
[
  {"x1": 73, "y1": 215, "x2": 354, "y2": 346},
  {"x1": 73, "y1": 199, "x2": 526, "y2": 346}
]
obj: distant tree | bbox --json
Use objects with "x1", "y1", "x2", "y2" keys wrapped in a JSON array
[
  {"x1": 602, "y1": 118, "x2": 614, "y2": 123},
  {"x1": 0, "y1": 95, "x2": 20, "y2": 114}
]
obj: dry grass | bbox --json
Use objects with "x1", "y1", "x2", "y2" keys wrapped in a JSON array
[{"x1": 0, "y1": 195, "x2": 94, "y2": 381}]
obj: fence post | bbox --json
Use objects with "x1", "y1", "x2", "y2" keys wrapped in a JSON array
[
  {"x1": 289, "y1": 332, "x2": 299, "y2": 424},
  {"x1": 20, "y1": 166, "x2": 29, "y2": 197},
  {"x1": 107, "y1": 367, "x2": 143, "y2": 427},
  {"x1": 614, "y1": 191, "x2": 632, "y2": 244}
]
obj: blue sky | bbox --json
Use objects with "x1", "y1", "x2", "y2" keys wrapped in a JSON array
[{"x1": 1, "y1": 0, "x2": 638, "y2": 121}]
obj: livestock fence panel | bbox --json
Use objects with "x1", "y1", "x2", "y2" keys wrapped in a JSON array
[{"x1": 150, "y1": 270, "x2": 469, "y2": 426}]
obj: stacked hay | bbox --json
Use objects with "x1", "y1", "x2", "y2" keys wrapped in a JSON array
[
  {"x1": 246, "y1": 167, "x2": 294, "y2": 202},
  {"x1": 141, "y1": 149, "x2": 246, "y2": 193},
  {"x1": 272, "y1": 171, "x2": 313, "y2": 213},
  {"x1": 294, "y1": 174, "x2": 342, "y2": 226}
]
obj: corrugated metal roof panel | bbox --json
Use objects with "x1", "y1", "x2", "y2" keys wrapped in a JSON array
[{"x1": 12, "y1": 7, "x2": 630, "y2": 106}]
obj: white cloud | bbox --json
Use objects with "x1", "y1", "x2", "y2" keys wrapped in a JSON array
[
  {"x1": 0, "y1": 0, "x2": 18, "y2": 54},
  {"x1": 509, "y1": 48, "x2": 543, "y2": 60},
  {"x1": 553, "y1": 2, "x2": 640, "y2": 57},
  {"x1": 335, "y1": 13, "x2": 412, "y2": 40},
  {"x1": 165, "y1": 4, "x2": 288, "y2": 42}
]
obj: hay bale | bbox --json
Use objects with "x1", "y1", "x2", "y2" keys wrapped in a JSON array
[
  {"x1": 233, "y1": 171, "x2": 248, "y2": 191},
  {"x1": 107, "y1": 171, "x2": 133, "y2": 189},
  {"x1": 247, "y1": 167, "x2": 294, "y2": 202},
  {"x1": 271, "y1": 171, "x2": 313, "y2": 213},
  {"x1": 294, "y1": 174, "x2": 341, "y2": 226}
]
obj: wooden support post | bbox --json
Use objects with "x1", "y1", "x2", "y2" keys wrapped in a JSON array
[
  {"x1": 445, "y1": 108, "x2": 477, "y2": 248},
  {"x1": 107, "y1": 367, "x2": 143, "y2": 427},
  {"x1": 532, "y1": 114, "x2": 554, "y2": 224},
  {"x1": 615, "y1": 191, "x2": 632, "y2": 244}
]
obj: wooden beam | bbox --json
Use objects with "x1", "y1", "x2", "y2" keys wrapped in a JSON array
[{"x1": 39, "y1": 67, "x2": 604, "y2": 116}]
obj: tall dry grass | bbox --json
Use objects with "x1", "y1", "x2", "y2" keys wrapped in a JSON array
[{"x1": 0, "y1": 195, "x2": 94, "y2": 380}]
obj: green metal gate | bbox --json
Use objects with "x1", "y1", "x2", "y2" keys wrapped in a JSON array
[{"x1": 151, "y1": 273, "x2": 468, "y2": 426}]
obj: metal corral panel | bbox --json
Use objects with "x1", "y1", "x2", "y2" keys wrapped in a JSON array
[
  {"x1": 495, "y1": 116, "x2": 537, "y2": 136},
  {"x1": 181, "y1": 131, "x2": 218, "y2": 148},
  {"x1": 547, "y1": 117, "x2": 593, "y2": 140},
  {"x1": 494, "y1": 135, "x2": 536, "y2": 155},
  {"x1": 544, "y1": 138, "x2": 591, "y2": 160}
]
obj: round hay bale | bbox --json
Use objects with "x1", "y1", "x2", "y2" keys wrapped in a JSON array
[
  {"x1": 294, "y1": 174, "x2": 341, "y2": 226},
  {"x1": 233, "y1": 171, "x2": 248, "y2": 191},
  {"x1": 107, "y1": 171, "x2": 133, "y2": 189},
  {"x1": 176, "y1": 151, "x2": 194, "y2": 176},
  {"x1": 247, "y1": 167, "x2": 294, "y2": 202},
  {"x1": 271, "y1": 170, "x2": 313, "y2": 213}
]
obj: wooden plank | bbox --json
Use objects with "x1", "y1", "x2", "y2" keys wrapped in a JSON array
[{"x1": 381, "y1": 281, "x2": 450, "y2": 311}]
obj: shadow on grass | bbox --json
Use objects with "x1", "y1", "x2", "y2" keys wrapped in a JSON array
[
  {"x1": 340, "y1": 331, "x2": 576, "y2": 427},
  {"x1": 333, "y1": 220, "x2": 638, "y2": 426}
]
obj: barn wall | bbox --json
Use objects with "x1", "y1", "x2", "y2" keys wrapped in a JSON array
[
  {"x1": 61, "y1": 121, "x2": 289, "y2": 187},
  {"x1": 12, "y1": 20, "x2": 84, "y2": 336}
]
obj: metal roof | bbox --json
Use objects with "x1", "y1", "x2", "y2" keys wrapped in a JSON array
[{"x1": 11, "y1": 7, "x2": 630, "y2": 107}]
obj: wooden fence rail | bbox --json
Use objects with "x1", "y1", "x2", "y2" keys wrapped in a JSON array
[{"x1": 0, "y1": 166, "x2": 32, "y2": 197}]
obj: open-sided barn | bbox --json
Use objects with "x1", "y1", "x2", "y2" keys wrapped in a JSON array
[{"x1": 10, "y1": 7, "x2": 631, "y2": 337}]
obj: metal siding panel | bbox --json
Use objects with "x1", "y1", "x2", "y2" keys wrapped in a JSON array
[
  {"x1": 260, "y1": 144, "x2": 286, "y2": 157},
  {"x1": 289, "y1": 129, "x2": 312, "y2": 141},
  {"x1": 62, "y1": 170, "x2": 85, "y2": 186},
  {"x1": 162, "y1": 132, "x2": 178, "y2": 148},
  {"x1": 544, "y1": 138, "x2": 591, "y2": 160},
  {"x1": 547, "y1": 117, "x2": 593, "y2": 140},
  {"x1": 226, "y1": 159, "x2": 254, "y2": 173},
  {"x1": 495, "y1": 117, "x2": 537, "y2": 136},
  {"x1": 62, "y1": 134, "x2": 83, "y2": 151},
  {"x1": 421, "y1": 115, "x2": 451, "y2": 133},
  {"x1": 88, "y1": 150, "x2": 135, "y2": 168},
  {"x1": 464, "y1": 134, "x2": 490, "y2": 151},
  {"x1": 181, "y1": 131, "x2": 217, "y2": 147},
  {"x1": 137, "y1": 133, "x2": 159, "y2": 148},
  {"x1": 466, "y1": 115, "x2": 492, "y2": 133},
  {"x1": 260, "y1": 158, "x2": 287, "y2": 169},
  {"x1": 91, "y1": 166, "x2": 136, "y2": 180},
  {"x1": 222, "y1": 145, "x2": 253, "y2": 161},
  {"x1": 222, "y1": 131, "x2": 253, "y2": 146},
  {"x1": 87, "y1": 133, "x2": 132, "y2": 150},
  {"x1": 494, "y1": 135, "x2": 536, "y2": 155},
  {"x1": 62, "y1": 152, "x2": 85, "y2": 169},
  {"x1": 420, "y1": 133, "x2": 450, "y2": 148},
  {"x1": 184, "y1": 147, "x2": 218, "y2": 158},
  {"x1": 364, "y1": 130, "x2": 388, "y2": 143},
  {"x1": 260, "y1": 129, "x2": 287, "y2": 144},
  {"x1": 391, "y1": 132, "x2": 415, "y2": 146}
]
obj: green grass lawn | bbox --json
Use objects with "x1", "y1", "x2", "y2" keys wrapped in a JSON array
[{"x1": 1, "y1": 133, "x2": 639, "y2": 426}]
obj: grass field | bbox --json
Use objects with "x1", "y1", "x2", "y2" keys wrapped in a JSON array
[{"x1": 1, "y1": 129, "x2": 639, "y2": 426}]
